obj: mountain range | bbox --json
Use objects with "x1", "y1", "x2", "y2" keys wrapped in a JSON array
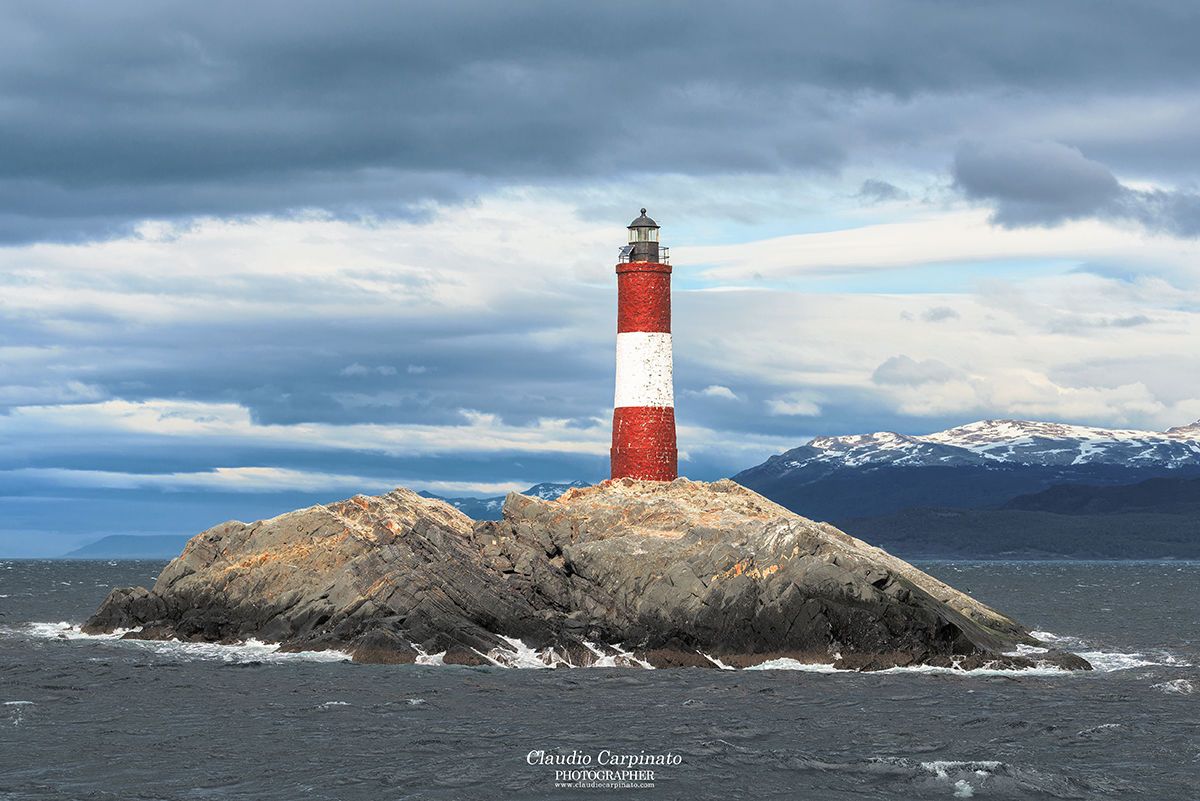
[
  {"x1": 732, "y1": 419, "x2": 1200, "y2": 521},
  {"x1": 731, "y1": 419, "x2": 1200, "y2": 559}
]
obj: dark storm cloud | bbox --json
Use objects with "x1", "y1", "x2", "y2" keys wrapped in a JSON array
[
  {"x1": 4, "y1": 0, "x2": 1200, "y2": 242},
  {"x1": 954, "y1": 140, "x2": 1200, "y2": 237},
  {"x1": 856, "y1": 179, "x2": 908, "y2": 203}
]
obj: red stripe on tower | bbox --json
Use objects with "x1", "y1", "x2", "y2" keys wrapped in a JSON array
[{"x1": 611, "y1": 209, "x2": 678, "y2": 481}]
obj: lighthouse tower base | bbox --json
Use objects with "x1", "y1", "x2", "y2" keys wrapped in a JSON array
[{"x1": 611, "y1": 406, "x2": 677, "y2": 481}]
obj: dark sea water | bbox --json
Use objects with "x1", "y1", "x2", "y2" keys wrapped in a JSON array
[{"x1": 1, "y1": 560, "x2": 1197, "y2": 800}]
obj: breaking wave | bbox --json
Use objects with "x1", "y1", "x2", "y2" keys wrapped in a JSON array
[
  {"x1": 11, "y1": 622, "x2": 350, "y2": 663},
  {"x1": 11, "y1": 622, "x2": 1194, "y2": 676}
]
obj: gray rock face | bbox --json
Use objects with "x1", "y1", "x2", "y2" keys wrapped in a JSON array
[{"x1": 84, "y1": 479, "x2": 1089, "y2": 671}]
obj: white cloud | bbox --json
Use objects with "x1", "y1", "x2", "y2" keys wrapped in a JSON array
[
  {"x1": 0, "y1": 195, "x2": 624, "y2": 329},
  {"x1": 0, "y1": 381, "x2": 106, "y2": 405},
  {"x1": 340, "y1": 363, "x2": 399, "y2": 377},
  {"x1": 687, "y1": 384, "x2": 739, "y2": 400},
  {"x1": 0, "y1": 399, "x2": 612, "y2": 457},
  {"x1": 685, "y1": 208, "x2": 1200, "y2": 282},
  {"x1": 766, "y1": 396, "x2": 822, "y2": 416},
  {"x1": 1, "y1": 466, "x2": 529, "y2": 497}
]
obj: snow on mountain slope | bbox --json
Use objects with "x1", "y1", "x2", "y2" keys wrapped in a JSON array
[
  {"x1": 422, "y1": 480, "x2": 591, "y2": 520},
  {"x1": 521, "y1": 480, "x2": 591, "y2": 500},
  {"x1": 786, "y1": 419, "x2": 1200, "y2": 471}
]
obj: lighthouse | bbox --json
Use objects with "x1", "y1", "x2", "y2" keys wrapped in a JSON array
[{"x1": 611, "y1": 209, "x2": 678, "y2": 481}]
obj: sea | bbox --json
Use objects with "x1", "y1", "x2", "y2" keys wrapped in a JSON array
[{"x1": 1, "y1": 559, "x2": 1197, "y2": 801}]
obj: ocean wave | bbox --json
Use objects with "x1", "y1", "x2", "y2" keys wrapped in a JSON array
[
  {"x1": 744, "y1": 658, "x2": 840, "y2": 672},
  {"x1": 13, "y1": 622, "x2": 350, "y2": 664},
  {"x1": 1031, "y1": 630, "x2": 1194, "y2": 671},
  {"x1": 4, "y1": 699, "x2": 35, "y2": 727},
  {"x1": 920, "y1": 760, "x2": 1003, "y2": 797},
  {"x1": 857, "y1": 756, "x2": 1118, "y2": 799},
  {"x1": 744, "y1": 658, "x2": 1075, "y2": 677}
]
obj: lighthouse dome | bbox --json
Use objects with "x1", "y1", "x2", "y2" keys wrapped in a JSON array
[{"x1": 628, "y1": 208, "x2": 658, "y2": 229}]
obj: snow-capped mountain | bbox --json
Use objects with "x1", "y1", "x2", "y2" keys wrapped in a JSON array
[
  {"x1": 734, "y1": 419, "x2": 1200, "y2": 521},
  {"x1": 421, "y1": 480, "x2": 591, "y2": 520},
  {"x1": 798, "y1": 419, "x2": 1200, "y2": 470},
  {"x1": 520, "y1": 480, "x2": 592, "y2": 500}
]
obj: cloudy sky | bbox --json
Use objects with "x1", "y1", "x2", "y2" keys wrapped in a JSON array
[{"x1": 3, "y1": 1, "x2": 1200, "y2": 554}]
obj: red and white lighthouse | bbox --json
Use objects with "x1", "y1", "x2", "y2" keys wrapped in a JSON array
[{"x1": 611, "y1": 209, "x2": 678, "y2": 481}]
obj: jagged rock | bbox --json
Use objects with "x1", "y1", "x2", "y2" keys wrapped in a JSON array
[
  {"x1": 82, "y1": 478, "x2": 1089, "y2": 671},
  {"x1": 350, "y1": 629, "x2": 418, "y2": 665},
  {"x1": 443, "y1": 646, "x2": 488, "y2": 666}
]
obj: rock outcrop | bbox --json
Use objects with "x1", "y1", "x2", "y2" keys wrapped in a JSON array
[{"x1": 84, "y1": 478, "x2": 1089, "y2": 671}]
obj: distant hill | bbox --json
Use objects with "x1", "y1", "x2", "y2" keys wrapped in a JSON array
[
  {"x1": 835, "y1": 507, "x2": 1200, "y2": 560},
  {"x1": 64, "y1": 534, "x2": 191, "y2": 559},
  {"x1": 735, "y1": 418, "x2": 1200, "y2": 520},
  {"x1": 1002, "y1": 474, "x2": 1200, "y2": 516}
]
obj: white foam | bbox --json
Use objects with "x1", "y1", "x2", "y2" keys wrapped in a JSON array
[
  {"x1": 743, "y1": 658, "x2": 1073, "y2": 676},
  {"x1": 1031, "y1": 630, "x2": 1192, "y2": 672},
  {"x1": 1151, "y1": 679, "x2": 1195, "y2": 695},
  {"x1": 880, "y1": 662, "x2": 1071, "y2": 677},
  {"x1": 921, "y1": 762, "x2": 998, "y2": 796},
  {"x1": 700, "y1": 652, "x2": 737, "y2": 670},
  {"x1": 921, "y1": 761, "x2": 1002, "y2": 782},
  {"x1": 1030, "y1": 630, "x2": 1083, "y2": 646},
  {"x1": 582, "y1": 640, "x2": 653, "y2": 669},
  {"x1": 5, "y1": 699, "x2": 36, "y2": 726},
  {"x1": 1073, "y1": 651, "x2": 1159, "y2": 672},
  {"x1": 20, "y1": 621, "x2": 131, "y2": 640},
  {"x1": 15, "y1": 622, "x2": 350, "y2": 663},
  {"x1": 317, "y1": 701, "x2": 350, "y2": 708},
  {"x1": 485, "y1": 635, "x2": 563, "y2": 669},
  {"x1": 484, "y1": 637, "x2": 657, "y2": 669},
  {"x1": 745, "y1": 658, "x2": 839, "y2": 672},
  {"x1": 412, "y1": 645, "x2": 446, "y2": 666}
]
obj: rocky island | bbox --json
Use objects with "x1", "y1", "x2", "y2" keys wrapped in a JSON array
[{"x1": 84, "y1": 478, "x2": 1089, "y2": 671}]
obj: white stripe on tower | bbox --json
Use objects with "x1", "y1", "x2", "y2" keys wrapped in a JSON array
[{"x1": 614, "y1": 331, "x2": 674, "y2": 408}]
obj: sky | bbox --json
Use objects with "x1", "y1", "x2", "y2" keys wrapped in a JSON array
[{"x1": 3, "y1": 1, "x2": 1200, "y2": 555}]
